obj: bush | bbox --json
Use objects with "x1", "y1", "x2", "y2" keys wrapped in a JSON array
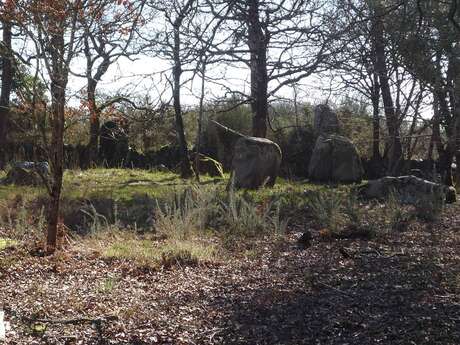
[
  {"x1": 305, "y1": 189, "x2": 344, "y2": 233},
  {"x1": 154, "y1": 184, "x2": 288, "y2": 246},
  {"x1": 154, "y1": 186, "x2": 220, "y2": 239},
  {"x1": 413, "y1": 188, "x2": 445, "y2": 222}
]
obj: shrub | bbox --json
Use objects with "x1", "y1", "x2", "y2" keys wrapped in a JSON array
[
  {"x1": 413, "y1": 188, "x2": 445, "y2": 222},
  {"x1": 218, "y1": 187, "x2": 288, "y2": 238},
  {"x1": 154, "y1": 186, "x2": 220, "y2": 239},
  {"x1": 305, "y1": 189, "x2": 344, "y2": 233},
  {"x1": 384, "y1": 192, "x2": 413, "y2": 232}
]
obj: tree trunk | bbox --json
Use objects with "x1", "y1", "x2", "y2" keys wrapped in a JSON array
[
  {"x1": 46, "y1": 30, "x2": 67, "y2": 255},
  {"x1": 451, "y1": 45, "x2": 460, "y2": 186},
  {"x1": 371, "y1": 71, "x2": 381, "y2": 161},
  {"x1": 87, "y1": 79, "x2": 99, "y2": 167},
  {"x1": 173, "y1": 25, "x2": 193, "y2": 178},
  {"x1": 195, "y1": 60, "x2": 206, "y2": 182},
  {"x1": 372, "y1": 4, "x2": 403, "y2": 176},
  {"x1": 247, "y1": 0, "x2": 269, "y2": 138},
  {"x1": 47, "y1": 78, "x2": 66, "y2": 254},
  {"x1": 0, "y1": 20, "x2": 12, "y2": 169}
]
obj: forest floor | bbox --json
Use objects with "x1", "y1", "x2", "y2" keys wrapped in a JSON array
[{"x1": 0, "y1": 170, "x2": 459, "y2": 344}]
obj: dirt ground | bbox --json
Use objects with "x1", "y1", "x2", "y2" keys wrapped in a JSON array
[{"x1": 1, "y1": 204, "x2": 460, "y2": 345}]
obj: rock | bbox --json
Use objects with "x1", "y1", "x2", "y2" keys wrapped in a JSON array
[
  {"x1": 192, "y1": 153, "x2": 224, "y2": 177},
  {"x1": 308, "y1": 134, "x2": 363, "y2": 183},
  {"x1": 2, "y1": 164, "x2": 47, "y2": 186},
  {"x1": 211, "y1": 120, "x2": 247, "y2": 171},
  {"x1": 313, "y1": 104, "x2": 340, "y2": 136},
  {"x1": 230, "y1": 136, "x2": 282, "y2": 189},
  {"x1": 13, "y1": 161, "x2": 49, "y2": 176},
  {"x1": 359, "y1": 175, "x2": 456, "y2": 204}
]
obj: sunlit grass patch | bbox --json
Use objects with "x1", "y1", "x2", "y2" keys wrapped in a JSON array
[
  {"x1": 0, "y1": 237, "x2": 18, "y2": 251},
  {"x1": 104, "y1": 238, "x2": 217, "y2": 268},
  {"x1": 80, "y1": 230, "x2": 218, "y2": 269}
]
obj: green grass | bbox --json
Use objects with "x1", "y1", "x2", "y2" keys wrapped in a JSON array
[
  {"x1": 99, "y1": 233, "x2": 217, "y2": 268},
  {"x1": 0, "y1": 168, "x2": 226, "y2": 202},
  {"x1": 0, "y1": 238, "x2": 17, "y2": 251},
  {"x1": 0, "y1": 168, "x2": 365, "y2": 233},
  {"x1": 0, "y1": 168, "x2": 359, "y2": 204},
  {"x1": 62, "y1": 168, "x2": 225, "y2": 201}
]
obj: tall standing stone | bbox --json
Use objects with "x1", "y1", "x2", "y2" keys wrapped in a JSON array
[{"x1": 313, "y1": 104, "x2": 341, "y2": 136}]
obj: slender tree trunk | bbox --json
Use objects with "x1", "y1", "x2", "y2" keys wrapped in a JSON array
[
  {"x1": 371, "y1": 72, "x2": 381, "y2": 161},
  {"x1": 173, "y1": 25, "x2": 193, "y2": 178},
  {"x1": 47, "y1": 78, "x2": 66, "y2": 254},
  {"x1": 451, "y1": 45, "x2": 460, "y2": 186},
  {"x1": 87, "y1": 79, "x2": 100, "y2": 167},
  {"x1": 372, "y1": 4, "x2": 403, "y2": 175},
  {"x1": 195, "y1": 60, "x2": 206, "y2": 182},
  {"x1": 247, "y1": 0, "x2": 269, "y2": 138},
  {"x1": 46, "y1": 31, "x2": 67, "y2": 254},
  {"x1": 0, "y1": 20, "x2": 12, "y2": 169}
]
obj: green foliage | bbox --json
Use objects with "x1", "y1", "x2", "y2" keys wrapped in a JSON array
[
  {"x1": 413, "y1": 188, "x2": 445, "y2": 222},
  {"x1": 305, "y1": 190, "x2": 344, "y2": 233},
  {"x1": 154, "y1": 186, "x2": 220, "y2": 239},
  {"x1": 98, "y1": 277, "x2": 119, "y2": 294},
  {"x1": 218, "y1": 187, "x2": 287, "y2": 237},
  {"x1": 0, "y1": 197, "x2": 46, "y2": 242},
  {"x1": 343, "y1": 191, "x2": 363, "y2": 226},
  {"x1": 337, "y1": 99, "x2": 375, "y2": 159},
  {"x1": 154, "y1": 183, "x2": 287, "y2": 243},
  {"x1": 384, "y1": 192, "x2": 413, "y2": 232},
  {"x1": 80, "y1": 203, "x2": 109, "y2": 233}
]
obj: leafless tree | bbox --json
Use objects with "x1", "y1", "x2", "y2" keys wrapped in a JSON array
[
  {"x1": 207, "y1": 0, "x2": 335, "y2": 137},
  {"x1": 0, "y1": 16, "x2": 12, "y2": 169},
  {"x1": 76, "y1": 0, "x2": 146, "y2": 166},
  {"x1": 13, "y1": 0, "x2": 86, "y2": 254}
]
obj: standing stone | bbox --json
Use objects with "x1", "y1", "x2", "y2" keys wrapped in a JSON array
[
  {"x1": 99, "y1": 121, "x2": 129, "y2": 167},
  {"x1": 230, "y1": 136, "x2": 282, "y2": 189},
  {"x1": 308, "y1": 134, "x2": 363, "y2": 183},
  {"x1": 313, "y1": 104, "x2": 340, "y2": 136}
]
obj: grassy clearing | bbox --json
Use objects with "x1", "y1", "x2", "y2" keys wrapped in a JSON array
[
  {"x1": 0, "y1": 168, "x2": 451, "y2": 269},
  {"x1": 1, "y1": 168, "x2": 226, "y2": 202}
]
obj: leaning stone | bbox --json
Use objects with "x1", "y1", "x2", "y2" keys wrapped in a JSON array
[{"x1": 230, "y1": 136, "x2": 282, "y2": 189}]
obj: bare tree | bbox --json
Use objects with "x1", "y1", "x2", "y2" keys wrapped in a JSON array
[
  {"x1": 0, "y1": 11, "x2": 13, "y2": 169},
  {"x1": 207, "y1": 0, "x2": 334, "y2": 137},
  {"x1": 144, "y1": 0, "x2": 205, "y2": 178},
  {"x1": 14, "y1": 0, "x2": 85, "y2": 253},
  {"x1": 77, "y1": 0, "x2": 146, "y2": 166},
  {"x1": 396, "y1": 0, "x2": 460, "y2": 184}
]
